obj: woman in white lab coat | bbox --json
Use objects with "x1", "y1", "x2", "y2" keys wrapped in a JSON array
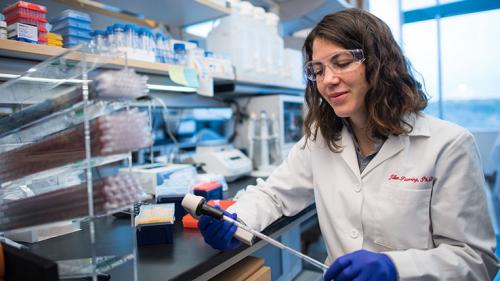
[{"x1": 198, "y1": 8, "x2": 499, "y2": 281}]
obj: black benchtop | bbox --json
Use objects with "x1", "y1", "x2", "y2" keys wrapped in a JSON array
[{"x1": 27, "y1": 176, "x2": 317, "y2": 281}]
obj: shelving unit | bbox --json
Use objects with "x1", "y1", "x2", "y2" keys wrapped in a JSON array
[
  {"x1": 0, "y1": 39, "x2": 305, "y2": 95},
  {"x1": 0, "y1": 48, "x2": 152, "y2": 280}
]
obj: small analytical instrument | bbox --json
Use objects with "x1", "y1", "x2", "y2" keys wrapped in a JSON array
[
  {"x1": 192, "y1": 144, "x2": 252, "y2": 182},
  {"x1": 181, "y1": 194, "x2": 328, "y2": 272}
]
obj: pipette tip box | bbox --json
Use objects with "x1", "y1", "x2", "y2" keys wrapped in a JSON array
[
  {"x1": 135, "y1": 204, "x2": 175, "y2": 246},
  {"x1": 193, "y1": 181, "x2": 223, "y2": 200},
  {"x1": 156, "y1": 195, "x2": 186, "y2": 221},
  {"x1": 136, "y1": 223, "x2": 173, "y2": 246}
]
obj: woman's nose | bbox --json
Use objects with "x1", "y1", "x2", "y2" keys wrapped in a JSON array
[{"x1": 321, "y1": 65, "x2": 341, "y2": 85}]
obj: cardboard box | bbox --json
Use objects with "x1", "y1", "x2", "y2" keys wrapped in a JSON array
[
  {"x1": 247, "y1": 266, "x2": 271, "y2": 281},
  {"x1": 210, "y1": 256, "x2": 264, "y2": 281},
  {"x1": 7, "y1": 22, "x2": 37, "y2": 43}
]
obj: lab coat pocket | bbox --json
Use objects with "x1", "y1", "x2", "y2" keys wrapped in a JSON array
[{"x1": 374, "y1": 184, "x2": 432, "y2": 250}]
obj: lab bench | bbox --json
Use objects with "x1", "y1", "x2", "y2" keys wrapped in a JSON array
[{"x1": 26, "y1": 176, "x2": 318, "y2": 281}]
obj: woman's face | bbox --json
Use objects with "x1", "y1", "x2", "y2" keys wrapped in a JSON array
[{"x1": 312, "y1": 38, "x2": 370, "y2": 125}]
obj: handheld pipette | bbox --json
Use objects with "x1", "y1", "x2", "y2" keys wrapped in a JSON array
[{"x1": 181, "y1": 194, "x2": 329, "y2": 272}]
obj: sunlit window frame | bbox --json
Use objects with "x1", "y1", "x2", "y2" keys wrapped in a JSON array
[{"x1": 401, "y1": 0, "x2": 500, "y2": 119}]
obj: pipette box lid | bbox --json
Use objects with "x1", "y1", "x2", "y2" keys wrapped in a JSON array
[{"x1": 193, "y1": 181, "x2": 223, "y2": 200}]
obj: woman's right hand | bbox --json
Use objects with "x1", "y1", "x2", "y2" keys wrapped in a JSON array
[{"x1": 198, "y1": 207, "x2": 242, "y2": 251}]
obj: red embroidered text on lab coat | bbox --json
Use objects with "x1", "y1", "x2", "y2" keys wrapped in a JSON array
[{"x1": 388, "y1": 174, "x2": 434, "y2": 183}]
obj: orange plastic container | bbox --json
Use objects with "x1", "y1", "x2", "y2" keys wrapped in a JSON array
[{"x1": 3, "y1": 1, "x2": 47, "y2": 21}]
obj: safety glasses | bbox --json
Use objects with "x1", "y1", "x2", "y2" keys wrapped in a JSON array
[{"x1": 304, "y1": 49, "x2": 365, "y2": 82}]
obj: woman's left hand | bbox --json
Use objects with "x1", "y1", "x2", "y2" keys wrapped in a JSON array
[{"x1": 324, "y1": 249, "x2": 397, "y2": 281}]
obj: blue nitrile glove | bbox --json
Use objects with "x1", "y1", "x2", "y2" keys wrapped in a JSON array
[
  {"x1": 324, "y1": 250, "x2": 397, "y2": 281},
  {"x1": 198, "y1": 206, "x2": 242, "y2": 251}
]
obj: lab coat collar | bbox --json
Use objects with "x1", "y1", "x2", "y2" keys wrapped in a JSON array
[
  {"x1": 340, "y1": 126, "x2": 362, "y2": 179},
  {"x1": 361, "y1": 113, "x2": 430, "y2": 177},
  {"x1": 404, "y1": 113, "x2": 431, "y2": 137},
  {"x1": 339, "y1": 114, "x2": 430, "y2": 178}
]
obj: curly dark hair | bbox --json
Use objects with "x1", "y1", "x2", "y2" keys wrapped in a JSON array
[{"x1": 302, "y1": 8, "x2": 428, "y2": 152}]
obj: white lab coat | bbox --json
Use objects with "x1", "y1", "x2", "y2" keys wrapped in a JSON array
[{"x1": 227, "y1": 114, "x2": 500, "y2": 280}]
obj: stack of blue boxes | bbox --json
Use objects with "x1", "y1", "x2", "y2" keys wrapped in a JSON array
[{"x1": 50, "y1": 9, "x2": 91, "y2": 48}]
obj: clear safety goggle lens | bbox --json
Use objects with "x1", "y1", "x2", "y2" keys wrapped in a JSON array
[{"x1": 304, "y1": 49, "x2": 365, "y2": 82}]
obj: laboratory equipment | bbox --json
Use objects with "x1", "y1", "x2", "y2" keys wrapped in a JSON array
[
  {"x1": 193, "y1": 144, "x2": 252, "y2": 182},
  {"x1": 3, "y1": 0, "x2": 47, "y2": 41},
  {"x1": 181, "y1": 194, "x2": 329, "y2": 271},
  {"x1": 50, "y1": 9, "x2": 92, "y2": 48},
  {"x1": 182, "y1": 199, "x2": 235, "y2": 229},
  {"x1": 173, "y1": 43, "x2": 187, "y2": 65},
  {"x1": 0, "y1": 110, "x2": 152, "y2": 183},
  {"x1": 206, "y1": 0, "x2": 255, "y2": 74},
  {"x1": 135, "y1": 203, "x2": 175, "y2": 246},
  {"x1": 193, "y1": 181, "x2": 223, "y2": 200},
  {"x1": 121, "y1": 163, "x2": 195, "y2": 195},
  {"x1": 0, "y1": 174, "x2": 148, "y2": 231},
  {"x1": 235, "y1": 95, "x2": 304, "y2": 159},
  {"x1": 248, "y1": 110, "x2": 281, "y2": 177},
  {"x1": 182, "y1": 194, "x2": 254, "y2": 245},
  {"x1": 155, "y1": 32, "x2": 168, "y2": 63}
]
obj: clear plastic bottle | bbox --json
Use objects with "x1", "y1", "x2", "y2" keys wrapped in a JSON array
[
  {"x1": 265, "y1": 13, "x2": 284, "y2": 76},
  {"x1": 173, "y1": 43, "x2": 187, "y2": 65},
  {"x1": 155, "y1": 32, "x2": 166, "y2": 63},
  {"x1": 124, "y1": 24, "x2": 136, "y2": 49},
  {"x1": 94, "y1": 30, "x2": 106, "y2": 51},
  {"x1": 138, "y1": 27, "x2": 148, "y2": 51},
  {"x1": 252, "y1": 7, "x2": 266, "y2": 73},
  {"x1": 147, "y1": 29, "x2": 156, "y2": 54},
  {"x1": 188, "y1": 40, "x2": 205, "y2": 57},
  {"x1": 89, "y1": 30, "x2": 97, "y2": 51},
  {"x1": 106, "y1": 26, "x2": 115, "y2": 49},
  {"x1": 186, "y1": 39, "x2": 205, "y2": 68},
  {"x1": 113, "y1": 24, "x2": 126, "y2": 49}
]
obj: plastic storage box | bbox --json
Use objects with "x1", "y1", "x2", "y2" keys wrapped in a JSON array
[
  {"x1": 50, "y1": 9, "x2": 91, "y2": 24},
  {"x1": 5, "y1": 14, "x2": 46, "y2": 27},
  {"x1": 62, "y1": 35, "x2": 90, "y2": 47},
  {"x1": 0, "y1": 21, "x2": 6, "y2": 39},
  {"x1": 51, "y1": 18, "x2": 91, "y2": 31},
  {"x1": 156, "y1": 195, "x2": 186, "y2": 221},
  {"x1": 51, "y1": 9, "x2": 92, "y2": 48},
  {"x1": 37, "y1": 35, "x2": 46, "y2": 45},
  {"x1": 54, "y1": 26, "x2": 91, "y2": 39},
  {"x1": 193, "y1": 181, "x2": 223, "y2": 200},
  {"x1": 3, "y1": 1, "x2": 46, "y2": 22},
  {"x1": 7, "y1": 22, "x2": 37, "y2": 43}
]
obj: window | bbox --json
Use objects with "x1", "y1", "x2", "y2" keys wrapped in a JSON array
[
  {"x1": 401, "y1": 0, "x2": 437, "y2": 11},
  {"x1": 401, "y1": 1, "x2": 500, "y2": 129},
  {"x1": 402, "y1": 20, "x2": 439, "y2": 117},
  {"x1": 184, "y1": 20, "x2": 219, "y2": 38},
  {"x1": 439, "y1": 9, "x2": 500, "y2": 128}
]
